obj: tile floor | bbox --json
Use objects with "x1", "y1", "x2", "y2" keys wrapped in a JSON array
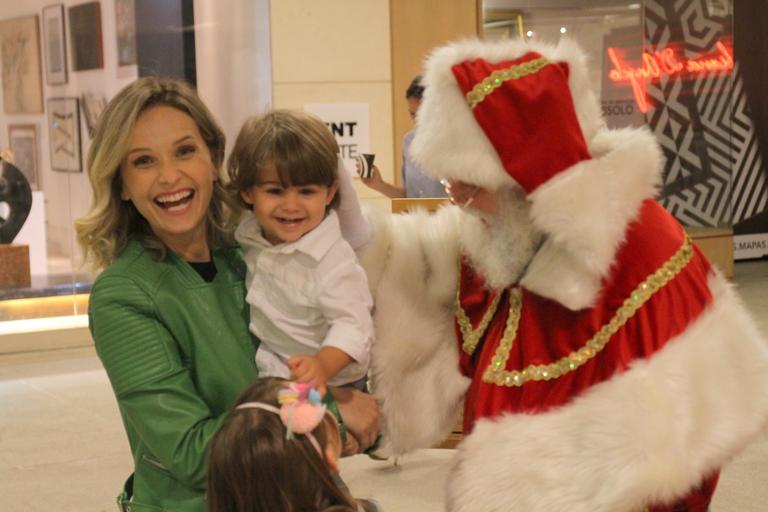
[{"x1": 1, "y1": 260, "x2": 767, "y2": 511}]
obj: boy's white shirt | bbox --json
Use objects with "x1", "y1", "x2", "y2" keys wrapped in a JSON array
[{"x1": 235, "y1": 209, "x2": 374, "y2": 386}]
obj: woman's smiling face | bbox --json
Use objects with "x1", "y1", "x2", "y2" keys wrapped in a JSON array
[{"x1": 119, "y1": 104, "x2": 217, "y2": 258}]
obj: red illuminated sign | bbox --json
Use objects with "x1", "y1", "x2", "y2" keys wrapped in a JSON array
[{"x1": 606, "y1": 41, "x2": 733, "y2": 113}]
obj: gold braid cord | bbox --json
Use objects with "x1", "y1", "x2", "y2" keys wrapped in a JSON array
[
  {"x1": 466, "y1": 57, "x2": 552, "y2": 109},
  {"x1": 456, "y1": 289, "x2": 502, "y2": 355},
  {"x1": 455, "y1": 236, "x2": 694, "y2": 388}
]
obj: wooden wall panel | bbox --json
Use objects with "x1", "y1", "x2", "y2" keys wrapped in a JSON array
[{"x1": 389, "y1": 0, "x2": 480, "y2": 186}]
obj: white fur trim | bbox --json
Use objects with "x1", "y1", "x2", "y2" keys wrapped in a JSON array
[
  {"x1": 522, "y1": 128, "x2": 663, "y2": 310},
  {"x1": 357, "y1": 207, "x2": 393, "y2": 294},
  {"x1": 519, "y1": 237, "x2": 601, "y2": 311},
  {"x1": 411, "y1": 37, "x2": 604, "y2": 191},
  {"x1": 447, "y1": 272, "x2": 768, "y2": 512},
  {"x1": 362, "y1": 206, "x2": 470, "y2": 454}
]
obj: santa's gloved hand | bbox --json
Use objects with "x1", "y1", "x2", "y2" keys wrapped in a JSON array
[{"x1": 336, "y1": 156, "x2": 371, "y2": 250}]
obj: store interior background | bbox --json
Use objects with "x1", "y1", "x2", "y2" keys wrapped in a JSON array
[
  {"x1": 0, "y1": 0, "x2": 405, "y2": 349},
  {"x1": 2, "y1": 1, "x2": 768, "y2": 510},
  {"x1": 0, "y1": 0, "x2": 766, "y2": 372}
]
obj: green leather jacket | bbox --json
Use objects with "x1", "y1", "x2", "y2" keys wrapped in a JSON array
[{"x1": 89, "y1": 241, "x2": 259, "y2": 512}]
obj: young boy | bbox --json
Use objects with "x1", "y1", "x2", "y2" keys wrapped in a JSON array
[{"x1": 227, "y1": 109, "x2": 373, "y2": 394}]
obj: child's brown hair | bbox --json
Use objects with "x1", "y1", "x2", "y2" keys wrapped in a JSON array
[
  {"x1": 207, "y1": 377, "x2": 360, "y2": 512},
  {"x1": 227, "y1": 109, "x2": 341, "y2": 210}
]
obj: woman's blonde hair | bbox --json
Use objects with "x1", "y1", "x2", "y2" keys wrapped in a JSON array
[
  {"x1": 227, "y1": 109, "x2": 341, "y2": 210},
  {"x1": 75, "y1": 77, "x2": 239, "y2": 269}
]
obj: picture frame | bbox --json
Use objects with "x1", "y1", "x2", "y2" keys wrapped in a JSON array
[
  {"x1": 41, "y1": 4, "x2": 68, "y2": 85},
  {"x1": 8, "y1": 124, "x2": 41, "y2": 190},
  {"x1": 47, "y1": 97, "x2": 82, "y2": 172},
  {"x1": 0, "y1": 15, "x2": 44, "y2": 114},
  {"x1": 68, "y1": 1, "x2": 103, "y2": 71},
  {"x1": 115, "y1": 0, "x2": 137, "y2": 66},
  {"x1": 81, "y1": 92, "x2": 107, "y2": 137}
]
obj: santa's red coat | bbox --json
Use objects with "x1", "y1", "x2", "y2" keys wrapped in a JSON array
[{"x1": 457, "y1": 200, "x2": 717, "y2": 511}]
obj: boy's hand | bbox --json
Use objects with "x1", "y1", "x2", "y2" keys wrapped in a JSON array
[{"x1": 287, "y1": 355, "x2": 327, "y2": 395}]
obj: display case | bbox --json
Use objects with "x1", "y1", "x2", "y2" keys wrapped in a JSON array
[{"x1": 0, "y1": 153, "x2": 93, "y2": 351}]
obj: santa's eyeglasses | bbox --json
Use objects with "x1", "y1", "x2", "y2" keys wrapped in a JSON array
[{"x1": 441, "y1": 179, "x2": 480, "y2": 208}]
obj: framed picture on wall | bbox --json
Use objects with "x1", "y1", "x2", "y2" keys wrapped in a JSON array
[
  {"x1": 68, "y1": 1, "x2": 104, "y2": 71},
  {"x1": 115, "y1": 0, "x2": 137, "y2": 66},
  {"x1": 81, "y1": 92, "x2": 107, "y2": 137},
  {"x1": 47, "y1": 97, "x2": 82, "y2": 172},
  {"x1": 8, "y1": 124, "x2": 41, "y2": 190},
  {"x1": 41, "y1": 4, "x2": 68, "y2": 85},
  {"x1": 0, "y1": 15, "x2": 44, "y2": 113}
]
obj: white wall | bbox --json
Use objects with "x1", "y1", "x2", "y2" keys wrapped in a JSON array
[
  {"x1": 269, "y1": 0, "x2": 393, "y2": 211},
  {"x1": 0, "y1": 0, "x2": 137, "y2": 271},
  {"x1": 197, "y1": 0, "x2": 396, "y2": 210}
]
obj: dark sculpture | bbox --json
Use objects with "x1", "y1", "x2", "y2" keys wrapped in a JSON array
[{"x1": 0, "y1": 160, "x2": 33, "y2": 244}]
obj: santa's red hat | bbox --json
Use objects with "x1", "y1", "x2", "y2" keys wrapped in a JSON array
[
  {"x1": 412, "y1": 38, "x2": 665, "y2": 311},
  {"x1": 411, "y1": 38, "x2": 604, "y2": 193}
]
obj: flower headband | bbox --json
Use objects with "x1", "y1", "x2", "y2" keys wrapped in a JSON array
[{"x1": 237, "y1": 382, "x2": 328, "y2": 454}]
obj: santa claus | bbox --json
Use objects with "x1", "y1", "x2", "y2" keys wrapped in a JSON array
[{"x1": 360, "y1": 38, "x2": 768, "y2": 511}]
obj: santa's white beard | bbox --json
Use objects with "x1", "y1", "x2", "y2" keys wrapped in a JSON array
[{"x1": 459, "y1": 187, "x2": 544, "y2": 290}]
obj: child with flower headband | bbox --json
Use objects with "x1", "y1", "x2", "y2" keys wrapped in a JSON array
[{"x1": 208, "y1": 377, "x2": 381, "y2": 512}]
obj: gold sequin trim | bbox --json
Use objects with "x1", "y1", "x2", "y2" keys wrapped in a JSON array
[
  {"x1": 456, "y1": 288, "x2": 502, "y2": 355},
  {"x1": 466, "y1": 57, "x2": 552, "y2": 109},
  {"x1": 481, "y1": 236, "x2": 694, "y2": 387}
]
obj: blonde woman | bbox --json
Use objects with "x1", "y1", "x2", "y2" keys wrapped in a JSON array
[{"x1": 76, "y1": 77, "x2": 379, "y2": 512}]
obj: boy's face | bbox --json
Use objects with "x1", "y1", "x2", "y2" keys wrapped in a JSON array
[{"x1": 240, "y1": 163, "x2": 339, "y2": 245}]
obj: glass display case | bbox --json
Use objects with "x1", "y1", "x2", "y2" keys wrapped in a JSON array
[{"x1": 1, "y1": 108, "x2": 94, "y2": 339}]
